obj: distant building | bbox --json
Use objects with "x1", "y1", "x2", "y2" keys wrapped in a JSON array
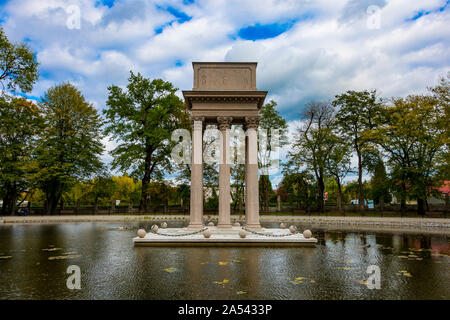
[{"x1": 391, "y1": 181, "x2": 449, "y2": 205}]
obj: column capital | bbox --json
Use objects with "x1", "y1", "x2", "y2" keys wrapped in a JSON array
[
  {"x1": 190, "y1": 116, "x2": 205, "y2": 124},
  {"x1": 190, "y1": 116, "x2": 205, "y2": 130},
  {"x1": 244, "y1": 116, "x2": 261, "y2": 130},
  {"x1": 217, "y1": 116, "x2": 233, "y2": 131}
]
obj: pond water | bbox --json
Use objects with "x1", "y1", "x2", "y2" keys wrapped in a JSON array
[{"x1": 0, "y1": 221, "x2": 448, "y2": 300}]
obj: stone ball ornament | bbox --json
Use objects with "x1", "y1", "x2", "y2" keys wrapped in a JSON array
[
  {"x1": 289, "y1": 225, "x2": 297, "y2": 233},
  {"x1": 161, "y1": 222, "x2": 168, "y2": 228},
  {"x1": 234, "y1": 222, "x2": 241, "y2": 227},
  {"x1": 303, "y1": 230, "x2": 312, "y2": 239},
  {"x1": 239, "y1": 230, "x2": 247, "y2": 238},
  {"x1": 137, "y1": 229, "x2": 146, "y2": 238},
  {"x1": 151, "y1": 224, "x2": 159, "y2": 233},
  {"x1": 203, "y1": 229, "x2": 212, "y2": 238},
  {"x1": 280, "y1": 223, "x2": 286, "y2": 229}
]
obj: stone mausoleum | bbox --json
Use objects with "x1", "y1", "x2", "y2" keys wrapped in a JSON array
[{"x1": 183, "y1": 62, "x2": 267, "y2": 230}]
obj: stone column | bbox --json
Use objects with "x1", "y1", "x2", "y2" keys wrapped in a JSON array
[
  {"x1": 217, "y1": 116, "x2": 233, "y2": 228},
  {"x1": 245, "y1": 117, "x2": 261, "y2": 229},
  {"x1": 189, "y1": 116, "x2": 204, "y2": 229}
]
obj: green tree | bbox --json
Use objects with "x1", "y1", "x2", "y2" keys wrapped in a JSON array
[
  {"x1": 369, "y1": 157, "x2": 391, "y2": 212},
  {"x1": 258, "y1": 175, "x2": 274, "y2": 211},
  {"x1": 146, "y1": 180, "x2": 173, "y2": 211},
  {"x1": 258, "y1": 100, "x2": 288, "y2": 211},
  {"x1": 231, "y1": 152, "x2": 245, "y2": 212},
  {"x1": 112, "y1": 175, "x2": 140, "y2": 207},
  {"x1": 325, "y1": 134, "x2": 353, "y2": 213},
  {"x1": 36, "y1": 82, "x2": 104, "y2": 215},
  {"x1": 429, "y1": 73, "x2": 450, "y2": 181},
  {"x1": 343, "y1": 181, "x2": 360, "y2": 204},
  {"x1": 0, "y1": 27, "x2": 39, "y2": 93},
  {"x1": 89, "y1": 175, "x2": 117, "y2": 213},
  {"x1": 103, "y1": 71, "x2": 186, "y2": 212},
  {"x1": 280, "y1": 170, "x2": 316, "y2": 213},
  {"x1": 332, "y1": 90, "x2": 381, "y2": 211},
  {"x1": 0, "y1": 97, "x2": 43, "y2": 215},
  {"x1": 229, "y1": 125, "x2": 247, "y2": 212},
  {"x1": 288, "y1": 101, "x2": 335, "y2": 213},
  {"x1": 175, "y1": 183, "x2": 190, "y2": 208},
  {"x1": 371, "y1": 95, "x2": 446, "y2": 215}
]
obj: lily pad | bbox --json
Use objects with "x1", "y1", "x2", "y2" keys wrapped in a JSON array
[
  {"x1": 48, "y1": 254, "x2": 80, "y2": 260},
  {"x1": 358, "y1": 280, "x2": 368, "y2": 286},
  {"x1": 213, "y1": 279, "x2": 230, "y2": 285}
]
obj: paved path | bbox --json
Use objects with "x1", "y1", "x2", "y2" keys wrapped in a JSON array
[{"x1": 1, "y1": 214, "x2": 449, "y2": 229}]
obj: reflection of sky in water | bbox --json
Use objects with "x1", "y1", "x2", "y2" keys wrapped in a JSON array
[{"x1": 0, "y1": 222, "x2": 448, "y2": 300}]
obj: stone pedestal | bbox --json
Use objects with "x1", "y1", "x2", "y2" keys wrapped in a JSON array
[{"x1": 183, "y1": 62, "x2": 267, "y2": 232}]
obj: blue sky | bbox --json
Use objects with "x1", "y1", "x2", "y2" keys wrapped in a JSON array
[{"x1": 1, "y1": 0, "x2": 449, "y2": 186}]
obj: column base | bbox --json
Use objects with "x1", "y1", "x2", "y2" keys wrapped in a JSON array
[
  {"x1": 187, "y1": 223, "x2": 204, "y2": 230},
  {"x1": 217, "y1": 223, "x2": 232, "y2": 229},
  {"x1": 245, "y1": 223, "x2": 262, "y2": 230}
]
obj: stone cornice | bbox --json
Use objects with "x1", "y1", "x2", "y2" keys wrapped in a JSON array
[{"x1": 183, "y1": 90, "x2": 268, "y2": 109}]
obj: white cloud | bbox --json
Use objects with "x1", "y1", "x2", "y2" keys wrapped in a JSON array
[{"x1": 1, "y1": 0, "x2": 448, "y2": 179}]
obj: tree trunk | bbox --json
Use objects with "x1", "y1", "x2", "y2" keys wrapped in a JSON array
[
  {"x1": 336, "y1": 179, "x2": 343, "y2": 214},
  {"x1": 400, "y1": 180, "x2": 407, "y2": 217},
  {"x1": 238, "y1": 194, "x2": 243, "y2": 213},
  {"x1": 417, "y1": 198, "x2": 425, "y2": 216},
  {"x1": 400, "y1": 198, "x2": 406, "y2": 217},
  {"x1": 128, "y1": 201, "x2": 133, "y2": 213},
  {"x1": 379, "y1": 197, "x2": 384, "y2": 214},
  {"x1": 357, "y1": 151, "x2": 365, "y2": 212},
  {"x1": 445, "y1": 194, "x2": 449, "y2": 218},
  {"x1": 48, "y1": 190, "x2": 60, "y2": 215},
  {"x1": 317, "y1": 176, "x2": 325, "y2": 214},
  {"x1": 140, "y1": 147, "x2": 152, "y2": 213},
  {"x1": 1, "y1": 182, "x2": 17, "y2": 216},
  {"x1": 94, "y1": 198, "x2": 99, "y2": 214}
]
